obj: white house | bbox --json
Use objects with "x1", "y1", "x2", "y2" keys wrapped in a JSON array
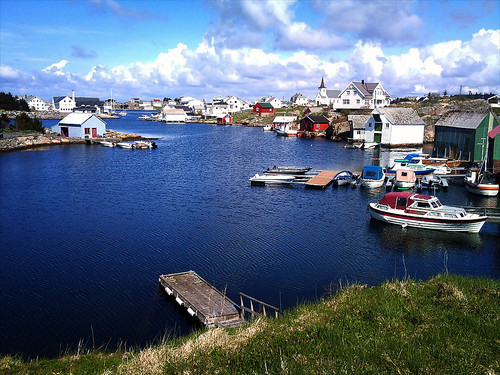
[
  {"x1": 23, "y1": 95, "x2": 51, "y2": 111},
  {"x1": 224, "y1": 96, "x2": 251, "y2": 113},
  {"x1": 52, "y1": 113, "x2": 106, "y2": 138},
  {"x1": 336, "y1": 81, "x2": 391, "y2": 110},
  {"x1": 365, "y1": 107, "x2": 424, "y2": 145},
  {"x1": 315, "y1": 78, "x2": 341, "y2": 106},
  {"x1": 162, "y1": 107, "x2": 187, "y2": 122},
  {"x1": 348, "y1": 114, "x2": 370, "y2": 141},
  {"x1": 260, "y1": 96, "x2": 284, "y2": 109},
  {"x1": 180, "y1": 97, "x2": 205, "y2": 112},
  {"x1": 290, "y1": 92, "x2": 310, "y2": 106},
  {"x1": 52, "y1": 91, "x2": 76, "y2": 112},
  {"x1": 487, "y1": 95, "x2": 500, "y2": 108},
  {"x1": 273, "y1": 116, "x2": 297, "y2": 131},
  {"x1": 204, "y1": 102, "x2": 229, "y2": 118}
]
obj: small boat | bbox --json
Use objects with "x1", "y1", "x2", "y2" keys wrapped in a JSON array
[
  {"x1": 385, "y1": 159, "x2": 435, "y2": 176},
  {"x1": 265, "y1": 166, "x2": 312, "y2": 175},
  {"x1": 393, "y1": 169, "x2": 416, "y2": 190},
  {"x1": 118, "y1": 111, "x2": 127, "y2": 117},
  {"x1": 405, "y1": 153, "x2": 461, "y2": 168},
  {"x1": 360, "y1": 166, "x2": 385, "y2": 189},
  {"x1": 332, "y1": 170, "x2": 354, "y2": 186},
  {"x1": 100, "y1": 141, "x2": 116, "y2": 147},
  {"x1": 275, "y1": 129, "x2": 298, "y2": 136},
  {"x1": 464, "y1": 168, "x2": 499, "y2": 196},
  {"x1": 368, "y1": 192, "x2": 487, "y2": 233},
  {"x1": 137, "y1": 114, "x2": 150, "y2": 120},
  {"x1": 134, "y1": 141, "x2": 158, "y2": 149},
  {"x1": 263, "y1": 125, "x2": 273, "y2": 131},
  {"x1": 343, "y1": 143, "x2": 362, "y2": 149},
  {"x1": 249, "y1": 173, "x2": 295, "y2": 186},
  {"x1": 116, "y1": 142, "x2": 136, "y2": 149},
  {"x1": 421, "y1": 174, "x2": 449, "y2": 191}
]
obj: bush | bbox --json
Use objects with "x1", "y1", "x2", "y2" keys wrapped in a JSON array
[{"x1": 13, "y1": 113, "x2": 44, "y2": 132}]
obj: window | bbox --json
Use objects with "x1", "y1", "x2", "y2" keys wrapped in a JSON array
[
  {"x1": 385, "y1": 123, "x2": 389, "y2": 128},
  {"x1": 357, "y1": 99, "x2": 360, "y2": 104},
  {"x1": 346, "y1": 90, "x2": 350, "y2": 95},
  {"x1": 343, "y1": 99, "x2": 350, "y2": 105},
  {"x1": 84, "y1": 128, "x2": 90, "y2": 134}
]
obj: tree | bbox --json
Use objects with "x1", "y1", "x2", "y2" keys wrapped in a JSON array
[
  {"x1": 13, "y1": 113, "x2": 44, "y2": 132},
  {"x1": 0, "y1": 113, "x2": 10, "y2": 128},
  {"x1": 0, "y1": 92, "x2": 30, "y2": 111}
]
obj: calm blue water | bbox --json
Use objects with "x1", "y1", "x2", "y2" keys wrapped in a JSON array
[{"x1": 1, "y1": 111, "x2": 499, "y2": 359}]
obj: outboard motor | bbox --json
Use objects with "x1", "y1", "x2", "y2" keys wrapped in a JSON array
[{"x1": 151, "y1": 141, "x2": 158, "y2": 149}]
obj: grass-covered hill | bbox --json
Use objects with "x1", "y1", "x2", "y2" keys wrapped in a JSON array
[{"x1": 1, "y1": 274, "x2": 498, "y2": 374}]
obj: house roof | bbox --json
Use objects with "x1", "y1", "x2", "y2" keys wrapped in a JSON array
[
  {"x1": 273, "y1": 116, "x2": 297, "y2": 123},
  {"x1": 349, "y1": 82, "x2": 390, "y2": 99},
  {"x1": 53, "y1": 96, "x2": 71, "y2": 103},
  {"x1": 434, "y1": 111, "x2": 488, "y2": 129},
  {"x1": 255, "y1": 102, "x2": 274, "y2": 109},
  {"x1": 376, "y1": 107, "x2": 424, "y2": 125},
  {"x1": 304, "y1": 115, "x2": 329, "y2": 123},
  {"x1": 348, "y1": 115, "x2": 370, "y2": 129},
  {"x1": 59, "y1": 113, "x2": 105, "y2": 126}
]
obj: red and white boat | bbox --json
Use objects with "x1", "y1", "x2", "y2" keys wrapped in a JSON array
[
  {"x1": 464, "y1": 168, "x2": 499, "y2": 197},
  {"x1": 368, "y1": 192, "x2": 487, "y2": 233}
]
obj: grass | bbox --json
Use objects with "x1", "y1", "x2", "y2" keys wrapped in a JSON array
[{"x1": 1, "y1": 274, "x2": 499, "y2": 374}]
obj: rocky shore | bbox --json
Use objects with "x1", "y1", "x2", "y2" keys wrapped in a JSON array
[{"x1": 0, "y1": 129, "x2": 153, "y2": 153}]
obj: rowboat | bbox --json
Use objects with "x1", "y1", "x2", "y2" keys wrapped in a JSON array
[
  {"x1": 249, "y1": 174, "x2": 295, "y2": 186},
  {"x1": 264, "y1": 166, "x2": 312, "y2": 175},
  {"x1": 332, "y1": 170, "x2": 354, "y2": 186},
  {"x1": 368, "y1": 192, "x2": 487, "y2": 233}
]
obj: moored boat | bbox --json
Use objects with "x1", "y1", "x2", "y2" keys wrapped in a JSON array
[
  {"x1": 393, "y1": 169, "x2": 416, "y2": 190},
  {"x1": 116, "y1": 142, "x2": 136, "y2": 149},
  {"x1": 134, "y1": 141, "x2": 158, "y2": 149},
  {"x1": 249, "y1": 173, "x2": 295, "y2": 186},
  {"x1": 263, "y1": 125, "x2": 273, "y2": 131},
  {"x1": 464, "y1": 168, "x2": 499, "y2": 196},
  {"x1": 265, "y1": 166, "x2": 312, "y2": 175},
  {"x1": 360, "y1": 166, "x2": 385, "y2": 189},
  {"x1": 385, "y1": 159, "x2": 435, "y2": 176},
  {"x1": 332, "y1": 170, "x2": 354, "y2": 186},
  {"x1": 100, "y1": 141, "x2": 116, "y2": 147},
  {"x1": 421, "y1": 174, "x2": 449, "y2": 191},
  {"x1": 368, "y1": 192, "x2": 487, "y2": 233}
]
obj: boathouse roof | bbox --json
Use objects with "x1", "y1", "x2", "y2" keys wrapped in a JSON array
[
  {"x1": 58, "y1": 113, "x2": 106, "y2": 126},
  {"x1": 434, "y1": 111, "x2": 489, "y2": 129},
  {"x1": 273, "y1": 116, "x2": 297, "y2": 123},
  {"x1": 348, "y1": 114, "x2": 370, "y2": 129},
  {"x1": 375, "y1": 107, "x2": 424, "y2": 125}
]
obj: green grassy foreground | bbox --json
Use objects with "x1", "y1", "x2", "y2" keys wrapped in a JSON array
[{"x1": 1, "y1": 274, "x2": 498, "y2": 374}]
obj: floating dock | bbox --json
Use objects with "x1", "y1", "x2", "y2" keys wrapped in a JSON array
[
  {"x1": 305, "y1": 170, "x2": 338, "y2": 189},
  {"x1": 159, "y1": 271, "x2": 243, "y2": 328}
]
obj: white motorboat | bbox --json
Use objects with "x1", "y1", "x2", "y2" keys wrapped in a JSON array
[
  {"x1": 134, "y1": 141, "x2": 158, "y2": 149},
  {"x1": 263, "y1": 125, "x2": 273, "y2": 131},
  {"x1": 264, "y1": 166, "x2": 312, "y2": 175},
  {"x1": 137, "y1": 114, "x2": 150, "y2": 120},
  {"x1": 385, "y1": 159, "x2": 435, "y2": 176},
  {"x1": 100, "y1": 141, "x2": 116, "y2": 147},
  {"x1": 393, "y1": 169, "x2": 416, "y2": 190},
  {"x1": 421, "y1": 174, "x2": 449, "y2": 191},
  {"x1": 360, "y1": 166, "x2": 385, "y2": 189},
  {"x1": 368, "y1": 192, "x2": 487, "y2": 233},
  {"x1": 116, "y1": 142, "x2": 136, "y2": 149},
  {"x1": 249, "y1": 173, "x2": 295, "y2": 186},
  {"x1": 464, "y1": 168, "x2": 499, "y2": 196}
]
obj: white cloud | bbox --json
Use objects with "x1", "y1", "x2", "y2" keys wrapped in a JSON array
[
  {"x1": 42, "y1": 60, "x2": 68, "y2": 76},
  {"x1": 0, "y1": 65, "x2": 20, "y2": 79}
]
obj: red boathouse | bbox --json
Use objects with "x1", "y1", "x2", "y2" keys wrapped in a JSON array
[{"x1": 300, "y1": 115, "x2": 330, "y2": 132}]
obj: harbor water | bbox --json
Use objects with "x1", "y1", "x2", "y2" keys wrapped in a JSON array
[{"x1": 1, "y1": 111, "x2": 499, "y2": 358}]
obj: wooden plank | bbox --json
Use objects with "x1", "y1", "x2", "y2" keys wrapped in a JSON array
[
  {"x1": 159, "y1": 271, "x2": 241, "y2": 327},
  {"x1": 305, "y1": 170, "x2": 338, "y2": 189}
]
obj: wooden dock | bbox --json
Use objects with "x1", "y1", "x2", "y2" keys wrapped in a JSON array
[
  {"x1": 159, "y1": 271, "x2": 243, "y2": 328},
  {"x1": 305, "y1": 170, "x2": 338, "y2": 189}
]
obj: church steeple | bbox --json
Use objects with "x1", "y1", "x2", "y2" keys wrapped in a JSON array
[{"x1": 319, "y1": 77, "x2": 326, "y2": 89}]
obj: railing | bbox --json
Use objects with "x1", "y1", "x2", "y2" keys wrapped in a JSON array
[
  {"x1": 239, "y1": 292, "x2": 280, "y2": 319},
  {"x1": 459, "y1": 206, "x2": 500, "y2": 222}
]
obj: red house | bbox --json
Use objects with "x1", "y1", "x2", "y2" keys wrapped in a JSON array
[
  {"x1": 300, "y1": 115, "x2": 330, "y2": 132},
  {"x1": 253, "y1": 102, "x2": 274, "y2": 114},
  {"x1": 217, "y1": 114, "x2": 232, "y2": 125}
]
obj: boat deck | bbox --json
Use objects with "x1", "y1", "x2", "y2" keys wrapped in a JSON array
[
  {"x1": 305, "y1": 170, "x2": 339, "y2": 189},
  {"x1": 159, "y1": 271, "x2": 243, "y2": 328}
]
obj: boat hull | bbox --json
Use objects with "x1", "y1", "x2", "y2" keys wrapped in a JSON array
[
  {"x1": 464, "y1": 180, "x2": 499, "y2": 196},
  {"x1": 361, "y1": 178, "x2": 385, "y2": 189},
  {"x1": 368, "y1": 203, "x2": 486, "y2": 233}
]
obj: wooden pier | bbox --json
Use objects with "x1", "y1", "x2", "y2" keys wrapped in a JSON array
[
  {"x1": 305, "y1": 170, "x2": 338, "y2": 189},
  {"x1": 159, "y1": 271, "x2": 243, "y2": 328}
]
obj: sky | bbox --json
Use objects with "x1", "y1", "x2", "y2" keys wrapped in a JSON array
[{"x1": 0, "y1": 0, "x2": 499, "y2": 103}]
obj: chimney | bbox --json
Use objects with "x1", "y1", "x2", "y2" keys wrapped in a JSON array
[
  {"x1": 72, "y1": 90, "x2": 75, "y2": 102},
  {"x1": 361, "y1": 79, "x2": 365, "y2": 85}
]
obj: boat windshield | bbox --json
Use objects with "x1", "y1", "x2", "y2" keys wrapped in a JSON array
[{"x1": 431, "y1": 200, "x2": 442, "y2": 208}]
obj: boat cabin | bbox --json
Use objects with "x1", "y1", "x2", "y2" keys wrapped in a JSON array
[
  {"x1": 379, "y1": 192, "x2": 440, "y2": 210},
  {"x1": 362, "y1": 166, "x2": 384, "y2": 180},
  {"x1": 394, "y1": 169, "x2": 416, "y2": 182}
]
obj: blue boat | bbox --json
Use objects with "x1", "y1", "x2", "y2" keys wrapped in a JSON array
[
  {"x1": 360, "y1": 166, "x2": 385, "y2": 188},
  {"x1": 332, "y1": 170, "x2": 354, "y2": 186},
  {"x1": 385, "y1": 159, "x2": 435, "y2": 176}
]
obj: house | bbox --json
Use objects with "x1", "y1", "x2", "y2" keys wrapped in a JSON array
[
  {"x1": 204, "y1": 102, "x2": 230, "y2": 118},
  {"x1": 348, "y1": 115, "x2": 370, "y2": 141},
  {"x1": 290, "y1": 92, "x2": 310, "y2": 106},
  {"x1": 336, "y1": 81, "x2": 391, "y2": 110},
  {"x1": 433, "y1": 111, "x2": 499, "y2": 162},
  {"x1": 23, "y1": 95, "x2": 51, "y2": 111},
  {"x1": 315, "y1": 78, "x2": 341, "y2": 106},
  {"x1": 162, "y1": 107, "x2": 187, "y2": 122},
  {"x1": 259, "y1": 96, "x2": 284, "y2": 109},
  {"x1": 365, "y1": 107, "x2": 424, "y2": 145},
  {"x1": 53, "y1": 91, "x2": 102, "y2": 113},
  {"x1": 253, "y1": 102, "x2": 274, "y2": 115},
  {"x1": 52, "y1": 113, "x2": 106, "y2": 138},
  {"x1": 273, "y1": 116, "x2": 297, "y2": 131},
  {"x1": 180, "y1": 96, "x2": 205, "y2": 112},
  {"x1": 224, "y1": 96, "x2": 252, "y2": 113},
  {"x1": 487, "y1": 95, "x2": 500, "y2": 108},
  {"x1": 300, "y1": 115, "x2": 330, "y2": 132},
  {"x1": 217, "y1": 114, "x2": 233, "y2": 125},
  {"x1": 52, "y1": 92, "x2": 76, "y2": 112}
]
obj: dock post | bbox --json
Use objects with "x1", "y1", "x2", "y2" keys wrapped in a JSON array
[{"x1": 240, "y1": 294, "x2": 244, "y2": 319}]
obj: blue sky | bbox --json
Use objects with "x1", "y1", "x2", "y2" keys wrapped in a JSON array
[{"x1": 1, "y1": 0, "x2": 499, "y2": 102}]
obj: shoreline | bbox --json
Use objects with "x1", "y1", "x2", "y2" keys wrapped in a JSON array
[{"x1": 0, "y1": 130, "x2": 157, "y2": 153}]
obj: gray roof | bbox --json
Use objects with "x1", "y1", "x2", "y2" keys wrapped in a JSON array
[
  {"x1": 326, "y1": 90, "x2": 341, "y2": 98},
  {"x1": 348, "y1": 115, "x2": 370, "y2": 129},
  {"x1": 377, "y1": 107, "x2": 424, "y2": 125},
  {"x1": 351, "y1": 82, "x2": 390, "y2": 99},
  {"x1": 434, "y1": 111, "x2": 488, "y2": 129}
]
